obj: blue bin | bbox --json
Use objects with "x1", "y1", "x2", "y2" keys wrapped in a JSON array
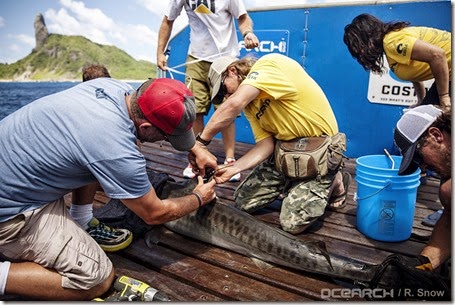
[{"x1": 355, "y1": 155, "x2": 421, "y2": 242}]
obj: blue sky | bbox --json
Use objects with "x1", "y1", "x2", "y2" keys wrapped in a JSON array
[{"x1": 0, "y1": 0, "x2": 368, "y2": 65}]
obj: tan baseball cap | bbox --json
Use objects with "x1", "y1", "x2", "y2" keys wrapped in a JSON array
[{"x1": 208, "y1": 56, "x2": 238, "y2": 105}]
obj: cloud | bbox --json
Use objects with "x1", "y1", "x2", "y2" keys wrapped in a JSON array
[
  {"x1": 135, "y1": 0, "x2": 188, "y2": 61},
  {"x1": 137, "y1": 0, "x2": 169, "y2": 17},
  {"x1": 0, "y1": 16, "x2": 5, "y2": 28},
  {"x1": 43, "y1": 0, "x2": 156, "y2": 62},
  {"x1": 15, "y1": 34, "x2": 35, "y2": 47},
  {"x1": 138, "y1": 0, "x2": 188, "y2": 34},
  {"x1": 44, "y1": 0, "x2": 114, "y2": 45}
]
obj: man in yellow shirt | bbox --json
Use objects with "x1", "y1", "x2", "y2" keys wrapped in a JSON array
[{"x1": 189, "y1": 54, "x2": 349, "y2": 234}]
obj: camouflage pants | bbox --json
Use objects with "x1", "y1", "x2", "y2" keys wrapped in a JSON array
[{"x1": 234, "y1": 157, "x2": 335, "y2": 234}]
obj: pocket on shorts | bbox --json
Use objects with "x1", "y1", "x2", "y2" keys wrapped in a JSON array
[{"x1": 56, "y1": 233, "x2": 110, "y2": 290}]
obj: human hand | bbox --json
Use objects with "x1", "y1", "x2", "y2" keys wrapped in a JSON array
[
  {"x1": 440, "y1": 95, "x2": 451, "y2": 113},
  {"x1": 243, "y1": 32, "x2": 259, "y2": 49},
  {"x1": 157, "y1": 53, "x2": 168, "y2": 71},
  {"x1": 192, "y1": 176, "x2": 217, "y2": 205},
  {"x1": 213, "y1": 163, "x2": 239, "y2": 184},
  {"x1": 188, "y1": 143, "x2": 218, "y2": 177}
]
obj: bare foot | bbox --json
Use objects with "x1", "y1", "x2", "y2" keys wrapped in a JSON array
[{"x1": 328, "y1": 171, "x2": 347, "y2": 208}]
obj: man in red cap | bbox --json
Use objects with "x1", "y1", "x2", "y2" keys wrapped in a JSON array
[
  {"x1": 0, "y1": 77, "x2": 216, "y2": 300},
  {"x1": 394, "y1": 105, "x2": 451, "y2": 271}
]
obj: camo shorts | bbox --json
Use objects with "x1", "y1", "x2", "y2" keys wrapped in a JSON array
[{"x1": 234, "y1": 157, "x2": 335, "y2": 234}]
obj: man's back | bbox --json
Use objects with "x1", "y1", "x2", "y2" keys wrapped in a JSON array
[{"x1": 0, "y1": 79, "x2": 148, "y2": 222}]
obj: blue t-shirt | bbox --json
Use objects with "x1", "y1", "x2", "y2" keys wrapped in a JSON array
[{"x1": 0, "y1": 78, "x2": 152, "y2": 222}]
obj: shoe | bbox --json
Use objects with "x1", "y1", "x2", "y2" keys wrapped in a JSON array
[
  {"x1": 327, "y1": 171, "x2": 351, "y2": 211},
  {"x1": 420, "y1": 173, "x2": 428, "y2": 185},
  {"x1": 225, "y1": 158, "x2": 241, "y2": 182},
  {"x1": 183, "y1": 164, "x2": 196, "y2": 179},
  {"x1": 426, "y1": 170, "x2": 440, "y2": 179},
  {"x1": 86, "y1": 218, "x2": 133, "y2": 252}
]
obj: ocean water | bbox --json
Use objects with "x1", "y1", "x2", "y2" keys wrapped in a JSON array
[
  {"x1": 0, "y1": 82, "x2": 78, "y2": 121},
  {"x1": 0, "y1": 81, "x2": 142, "y2": 121}
]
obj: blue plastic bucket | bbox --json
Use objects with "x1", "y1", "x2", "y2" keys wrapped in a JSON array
[{"x1": 355, "y1": 155, "x2": 420, "y2": 242}]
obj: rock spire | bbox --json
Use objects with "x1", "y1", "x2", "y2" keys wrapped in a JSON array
[{"x1": 34, "y1": 13, "x2": 49, "y2": 50}]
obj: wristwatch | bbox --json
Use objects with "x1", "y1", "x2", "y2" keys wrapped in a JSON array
[{"x1": 196, "y1": 132, "x2": 211, "y2": 146}]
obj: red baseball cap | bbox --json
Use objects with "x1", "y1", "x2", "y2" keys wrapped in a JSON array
[{"x1": 138, "y1": 78, "x2": 196, "y2": 151}]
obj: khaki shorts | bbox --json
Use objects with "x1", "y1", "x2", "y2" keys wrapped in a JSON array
[
  {"x1": 185, "y1": 55, "x2": 223, "y2": 115},
  {"x1": 0, "y1": 199, "x2": 112, "y2": 290}
]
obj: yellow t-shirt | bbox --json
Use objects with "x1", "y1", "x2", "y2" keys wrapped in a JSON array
[
  {"x1": 383, "y1": 26, "x2": 451, "y2": 81},
  {"x1": 241, "y1": 54, "x2": 338, "y2": 143}
]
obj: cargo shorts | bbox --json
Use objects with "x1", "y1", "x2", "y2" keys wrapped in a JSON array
[
  {"x1": 0, "y1": 199, "x2": 112, "y2": 290},
  {"x1": 234, "y1": 157, "x2": 335, "y2": 234},
  {"x1": 185, "y1": 55, "x2": 213, "y2": 115}
]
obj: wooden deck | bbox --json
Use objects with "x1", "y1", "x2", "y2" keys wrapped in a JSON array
[{"x1": 93, "y1": 139, "x2": 444, "y2": 302}]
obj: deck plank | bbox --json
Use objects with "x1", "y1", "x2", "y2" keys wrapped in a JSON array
[
  {"x1": 120, "y1": 139, "x2": 442, "y2": 301},
  {"x1": 4, "y1": 138, "x2": 440, "y2": 301}
]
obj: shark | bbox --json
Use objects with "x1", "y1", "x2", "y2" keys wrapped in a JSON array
[
  {"x1": 137, "y1": 177, "x2": 448, "y2": 300},
  {"x1": 147, "y1": 178, "x2": 377, "y2": 284}
]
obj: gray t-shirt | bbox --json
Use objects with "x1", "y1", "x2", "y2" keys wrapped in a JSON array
[{"x1": 0, "y1": 78, "x2": 151, "y2": 222}]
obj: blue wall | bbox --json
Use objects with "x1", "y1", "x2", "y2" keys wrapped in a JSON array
[{"x1": 163, "y1": 1, "x2": 451, "y2": 157}]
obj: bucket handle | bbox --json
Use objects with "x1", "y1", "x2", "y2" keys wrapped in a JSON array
[{"x1": 354, "y1": 180, "x2": 392, "y2": 202}]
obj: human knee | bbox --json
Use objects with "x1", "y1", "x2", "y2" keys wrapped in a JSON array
[{"x1": 85, "y1": 268, "x2": 115, "y2": 300}]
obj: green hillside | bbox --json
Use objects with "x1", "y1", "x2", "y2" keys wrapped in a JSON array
[{"x1": 0, "y1": 34, "x2": 156, "y2": 81}]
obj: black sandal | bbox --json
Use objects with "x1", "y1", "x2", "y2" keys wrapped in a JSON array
[{"x1": 327, "y1": 171, "x2": 351, "y2": 210}]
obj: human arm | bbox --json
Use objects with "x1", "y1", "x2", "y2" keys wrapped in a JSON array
[
  {"x1": 237, "y1": 13, "x2": 259, "y2": 49},
  {"x1": 121, "y1": 176, "x2": 216, "y2": 225},
  {"x1": 191, "y1": 84, "x2": 260, "y2": 174},
  {"x1": 214, "y1": 136, "x2": 275, "y2": 183},
  {"x1": 411, "y1": 40, "x2": 451, "y2": 110},
  {"x1": 201, "y1": 84, "x2": 260, "y2": 141},
  {"x1": 411, "y1": 81, "x2": 426, "y2": 106},
  {"x1": 157, "y1": 16, "x2": 174, "y2": 70},
  {"x1": 420, "y1": 178, "x2": 452, "y2": 269}
]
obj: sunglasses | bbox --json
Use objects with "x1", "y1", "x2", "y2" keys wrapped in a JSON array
[
  {"x1": 135, "y1": 78, "x2": 152, "y2": 99},
  {"x1": 219, "y1": 71, "x2": 228, "y2": 96},
  {"x1": 156, "y1": 126, "x2": 169, "y2": 141},
  {"x1": 412, "y1": 137, "x2": 426, "y2": 166}
]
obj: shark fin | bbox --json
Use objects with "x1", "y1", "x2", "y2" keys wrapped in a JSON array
[{"x1": 251, "y1": 257, "x2": 275, "y2": 271}]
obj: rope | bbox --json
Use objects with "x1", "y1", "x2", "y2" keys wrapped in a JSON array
[{"x1": 159, "y1": 50, "x2": 234, "y2": 89}]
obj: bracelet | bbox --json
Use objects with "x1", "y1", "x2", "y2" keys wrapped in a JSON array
[
  {"x1": 192, "y1": 191, "x2": 203, "y2": 207},
  {"x1": 196, "y1": 132, "x2": 211, "y2": 146},
  {"x1": 242, "y1": 30, "x2": 253, "y2": 38},
  {"x1": 438, "y1": 93, "x2": 449, "y2": 97}
]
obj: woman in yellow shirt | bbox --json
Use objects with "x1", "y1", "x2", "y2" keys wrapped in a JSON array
[{"x1": 343, "y1": 13, "x2": 451, "y2": 112}]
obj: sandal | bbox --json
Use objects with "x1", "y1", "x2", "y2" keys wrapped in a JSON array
[{"x1": 327, "y1": 171, "x2": 351, "y2": 211}]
